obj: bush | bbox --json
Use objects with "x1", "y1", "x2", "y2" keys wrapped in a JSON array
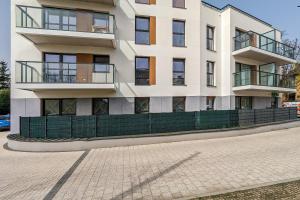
[{"x1": 0, "y1": 89, "x2": 10, "y2": 115}]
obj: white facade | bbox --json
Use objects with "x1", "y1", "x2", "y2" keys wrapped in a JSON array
[{"x1": 10, "y1": 0, "x2": 296, "y2": 134}]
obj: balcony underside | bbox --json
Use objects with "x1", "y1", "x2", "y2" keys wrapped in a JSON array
[
  {"x1": 233, "y1": 85, "x2": 296, "y2": 93},
  {"x1": 15, "y1": 83, "x2": 116, "y2": 92},
  {"x1": 17, "y1": 28, "x2": 116, "y2": 48},
  {"x1": 232, "y1": 46, "x2": 296, "y2": 65},
  {"x1": 38, "y1": 0, "x2": 116, "y2": 6}
]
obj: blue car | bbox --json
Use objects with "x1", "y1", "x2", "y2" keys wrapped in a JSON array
[{"x1": 0, "y1": 114, "x2": 10, "y2": 130}]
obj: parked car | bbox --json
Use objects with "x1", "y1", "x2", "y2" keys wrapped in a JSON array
[
  {"x1": 283, "y1": 102, "x2": 300, "y2": 117},
  {"x1": 0, "y1": 114, "x2": 10, "y2": 131}
]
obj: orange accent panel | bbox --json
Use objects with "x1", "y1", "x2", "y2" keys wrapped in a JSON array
[
  {"x1": 149, "y1": 0, "x2": 156, "y2": 4},
  {"x1": 149, "y1": 56, "x2": 156, "y2": 85},
  {"x1": 150, "y1": 16, "x2": 156, "y2": 45},
  {"x1": 76, "y1": 54, "x2": 93, "y2": 83}
]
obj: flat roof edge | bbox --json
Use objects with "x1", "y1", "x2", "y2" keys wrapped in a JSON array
[{"x1": 202, "y1": 1, "x2": 274, "y2": 28}]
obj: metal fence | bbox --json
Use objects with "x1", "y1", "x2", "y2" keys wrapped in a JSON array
[{"x1": 20, "y1": 108, "x2": 298, "y2": 139}]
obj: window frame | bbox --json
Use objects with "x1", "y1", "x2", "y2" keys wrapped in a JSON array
[
  {"x1": 206, "y1": 25, "x2": 215, "y2": 51},
  {"x1": 92, "y1": 98, "x2": 109, "y2": 115},
  {"x1": 135, "y1": 16, "x2": 150, "y2": 45},
  {"x1": 135, "y1": 0, "x2": 150, "y2": 4},
  {"x1": 135, "y1": 56, "x2": 150, "y2": 85},
  {"x1": 173, "y1": 58, "x2": 185, "y2": 86},
  {"x1": 135, "y1": 97, "x2": 150, "y2": 114},
  {"x1": 207, "y1": 61, "x2": 215, "y2": 87},
  {"x1": 173, "y1": 97, "x2": 186, "y2": 112},
  {"x1": 206, "y1": 97, "x2": 215, "y2": 111},
  {"x1": 43, "y1": 99, "x2": 76, "y2": 116},
  {"x1": 172, "y1": 20, "x2": 186, "y2": 47},
  {"x1": 173, "y1": 0, "x2": 186, "y2": 9}
]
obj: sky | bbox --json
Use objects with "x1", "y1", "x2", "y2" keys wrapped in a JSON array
[{"x1": 0, "y1": 0, "x2": 299, "y2": 65}]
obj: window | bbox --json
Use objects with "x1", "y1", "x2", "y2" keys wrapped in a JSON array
[
  {"x1": 173, "y1": 20, "x2": 185, "y2": 47},
  {"x1": 43, "y1": 99, "x2": 76, "y2": 116},
  {"x1": 44, "y1": 8, "x2": 77, "y2": 31},
  {"x1": 44, "y1": 53, "x2": 77, "y2": 83},
  {"x1": 135, "y1": 97, "x2": 150, "y2": 114},
  {"x1": 93, "y1": 99, "x2": 109, "y2": 115},
  {"x1": 207, "y1": 61, "x2": 215, "y2": 87},
  {"x1": 235, "y1": 96, "x2": 252, "y2": 110},
  {"x1": 173, "y1": 97, "x2": 186, "y2": 112},
  {"x1": 207, "y1": 26, "x2": 215, "y2": 50},
  {"x1": 135, "y1": 0, "x2": 149, "y2": 4},
  {"x1": 135, "y1": 57, "x2": 150, "y2": 85},
  {"x1": 173, "y1": 59, "x2": 185, "y2": 85},
  {"x1": 207, "y1": 97, "x2": 215, "y2": 111},
  {"x1": 94, "y1": 55, "x2": 110, "y2": 73},
  {"x1": 135, "y1": 17, "x2": 150, "y2": 44},
  {"x1": 93, "y1": 13, "x2": 110, "y2": 33},
  {"x1": 173, "y1": 0, "x2": 185, "y2": 8}
]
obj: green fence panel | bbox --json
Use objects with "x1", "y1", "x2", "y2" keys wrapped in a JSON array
[
  {"x1": 196, "y1": 110, "x2": 238, "y2": 130},
  {"x1": 238, "y1": 110, "x2": 255, "y2": 127},
  {"x1": 274, "y1": 108, "x2": 290, "y2": 122},
  {"x1": 254, "y1": 109, "x2": 274, "y2": 124},
  {"x1": 97, "y1": 114, "x2": 150, "y2": 137},
  {"x1": 72, "y1": 116, "x2": 97, "y2": 138},
  {"x1": 29, "y1": 117, "x2": 46, "y2": 138},
  {"x1": 46, "y1": 116, "x2": 72, "y2": 139},
  {"x1": 289, "y1": 107, "x2": 298, "y2": 119},
  {"x1": 151, "y1": 112, "x2": 195, "y2": 134},
  {"x1": 20, "y1": 117, "x2": 30, "y2": 138}
]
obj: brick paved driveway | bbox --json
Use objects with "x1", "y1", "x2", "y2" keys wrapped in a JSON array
[{"x1": 2, "y1": 125, "x2": 300, "y2": 200}]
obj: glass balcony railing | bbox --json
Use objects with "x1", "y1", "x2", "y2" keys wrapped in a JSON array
[
  {"x1": 233, "y1": 70, "x2": 295, "y2": 89},
  {"x1": 16, "y1": 61, "x2": 115, "y2": 84},
  {"x1": 16, "y1": 5, "x2": 116, "y2": 34},
  {"x1": 234, "y1": 31, "x2": 295, "y2": 59}
]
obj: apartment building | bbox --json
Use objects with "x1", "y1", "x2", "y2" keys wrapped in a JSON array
[{"x1": 10, "y1": 0, "x2": 296, "y2": 134}]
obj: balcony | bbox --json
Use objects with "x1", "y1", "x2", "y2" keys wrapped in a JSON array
[
  {"x1": 16, "y1": 6, "x2": 116, "y2": 48},
  {"x1": 15, "y1": 61, "x2": 116, "y2": 91},
  {"x1": 233, "y1": 31, "x2": 296, "y2": 65},
  {"x1": 233, "y1": 70, "x2": 296, "y2": 93}
]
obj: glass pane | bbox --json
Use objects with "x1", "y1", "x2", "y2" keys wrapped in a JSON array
[
  {"x1": 136, "y1": 17, "x2": 149, "y2": 31},
  {"x1": 173, "y1": 34, "x2": 185, "y2": 46},
  {"x1": 45, "y1": 54, "x2": 60, "y2": 62},
  {"x1": 136, "y1": 57, "x2": 149, "y2": 70},
  {"x1": 136, "y1": 31, "x2": 150, "y2": 44},
  {"x1": 135, "y1": 98, "x2": 149, "y2": 114},
  {"x1": 63, "y1": 55, "x2": 76, "y2": 63},
  {"x1": 61, "y1": 99, "x2": 76, "y2": 115},
  {"x1": 93, "y1": 99, "x2": 109, "y2": 115},
  {"x1": 173, "y1": 0, "x2": 185, "y2": 8},
  {"x1": 173, "y1": 60, "x2": 184, "y2": 71},
  {"x1": 173, "y1": 97, "x2": 185, "y2": 112},
  {"x1": 94, "y1": 13, "x2": 109, "y2": 32},
  {"x1": 94, "y1": 64, "x2": 109, "y2": 73},
  {"x1": 94, "y1": 56, "x2": 110, "y2": 64},
  {"x1": 173, "y1": 21, "x2": 185, "y2": 34},
  {"x1": 44, "y1": 100, "x2": 60, "y2": 116}
]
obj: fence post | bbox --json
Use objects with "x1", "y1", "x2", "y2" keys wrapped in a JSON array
[
  {"x1": 70, "y1": 116, "x2": 73, "y2": 139},
  {"x1": 149, "y1": 113, "x2": 152, "y2": 135},
  {"x1": 254, "y1": 109, "x2": 256, "y2": 124},
  {"x1": 45, "y1": 116, "x2": 47, "y2": 139}
]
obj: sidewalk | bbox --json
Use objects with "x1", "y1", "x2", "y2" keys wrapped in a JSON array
[{"x1": 2, "y1": 124, "x2": 300, "y2": 199}]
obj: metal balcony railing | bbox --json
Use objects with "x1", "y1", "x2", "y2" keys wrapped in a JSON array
[
  {"x1": 16, "y1": 5, "x2": 116, "y2": 34},
  {"x1": 233, "y1": 70, "x2": 295, "y2": 89},
  {"x1": 16, "y1": 61, "x2": 115, "y2": 84},
  {"x1": 233, "y1": 31, "x2": 295, "y2": 59}
]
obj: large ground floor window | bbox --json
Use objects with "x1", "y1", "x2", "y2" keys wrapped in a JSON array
[
  {"x1": 43, "y1": 99, "x2": 76, "y2": 116},
  {"x1": 173, "y1": 97, "x2": 186, "y2": 112},
  {"x1": 236, "y1": 96, "x2": 252, "y2": 110},
  {"x1": 93, "y1": 98, "x2": 109, "y2": 115},
  {"x1": 135, "y1": 97, "x2": 150, "y2": 114}
]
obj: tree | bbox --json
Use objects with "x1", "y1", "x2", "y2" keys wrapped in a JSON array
[
  {"x1": 0, "y1": 89, "x2": 10, "y2": 114},
  {"x1": 0, "y1": 61, "x2": 10, "y2": 89}
]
